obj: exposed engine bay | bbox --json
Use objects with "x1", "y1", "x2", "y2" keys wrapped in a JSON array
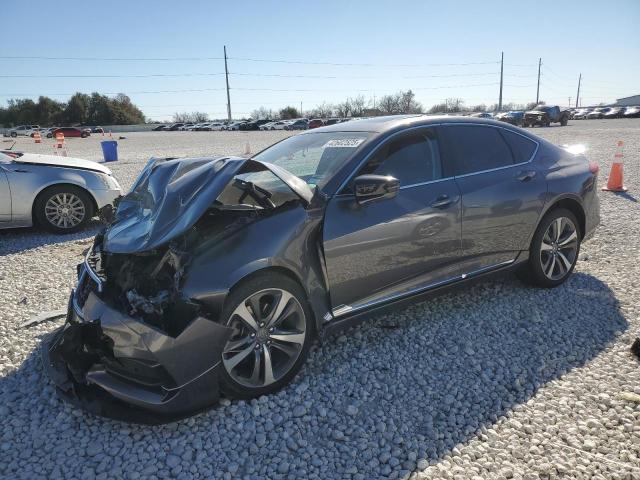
[{"x1": 88, "y1": 157, "x2": 305, "y2": 336}]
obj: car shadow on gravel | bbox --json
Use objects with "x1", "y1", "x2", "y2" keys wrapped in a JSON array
[
  {"x1": 0, "y1": 221, "x2": 101, "y2": 256},
  {"x1": 0, "y1": 272, "x2": 629, "y2": 479}
]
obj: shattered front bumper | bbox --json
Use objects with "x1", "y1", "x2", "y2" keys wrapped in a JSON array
[{"x1": 41, "y1": 268, "x2": 232, "y2": 424}]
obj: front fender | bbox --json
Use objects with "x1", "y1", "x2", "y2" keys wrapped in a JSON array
[
  {"x1": 180, "y1": 204, "x2": 330, "y2": 332},
  {"x1": 9, "y1": 165, "x2": 108, "y2": 219}
]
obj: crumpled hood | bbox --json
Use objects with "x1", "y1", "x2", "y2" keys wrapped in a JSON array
[
  {"x1": 103, "y1": 155, "x2": 313, "y2": 254},
  {"x1": 13, "y1": 152, "x2": 112, "y2": 174}
]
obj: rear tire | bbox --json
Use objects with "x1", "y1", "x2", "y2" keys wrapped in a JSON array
[
  {"x1": 560, "y1": 116, "x2": 568, "y2": 126},
  {"x1": 219, "y1": 272, "x2": 314, "y2": 400},
  {"x1": 34, "y1": 185, "x2": 94, "y2": 233},
  {"x1": 518, "y1": 208, "x2": 581, "y2": 288}
]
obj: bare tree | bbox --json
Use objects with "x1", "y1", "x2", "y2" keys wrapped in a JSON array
[
  {"x1": 469, "y1": 103, "x2": 487, "y2": 112},
  {"x1": 335, "y1": 99, "x2": 352, "y2": 118},
  {"x1": 192, "y1": 111, "x2": 209, "y2": 122},
  {"x1": 172, "y1": 111, "x2": 209, "y2": 123},
  {"x1": 378, "y1": 93, "x2": 401, "y2": 115},
  {"x1": 399, "y1": 90, "x2": 423, "y2": 114},
  {"x1": 310, "y1": 102, "x2": 334, "y2": 118},
  {"x1": 349, "y1": 95, "x2": 367, "y2": 117},
  {"x1": 251, "y1": 106, "x2": 275, "y2": 120}
]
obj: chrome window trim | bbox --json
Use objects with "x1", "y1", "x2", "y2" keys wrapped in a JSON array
[
  {"x1": 399, "y1": 176, "x2": 454, "y2": 190},
  {"x1": 335, "y1": 122, "x2": 540, "y2": 194}
]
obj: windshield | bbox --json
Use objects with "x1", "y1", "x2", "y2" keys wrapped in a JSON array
[{"x1": 251, "y1": 132, "x2": 371, "y2": 189}]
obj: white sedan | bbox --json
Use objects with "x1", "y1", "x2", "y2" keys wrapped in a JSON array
[
  {"x1": 269, "y1": 121, "x2": 291, "y2": 130},
  {"x1": 0, "y1": 151, "x2": 121, "y2": 233}
]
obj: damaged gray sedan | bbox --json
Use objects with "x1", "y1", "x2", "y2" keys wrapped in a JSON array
[{"x1": 43, "y1": 116, "x2": 599, "y2": 423}]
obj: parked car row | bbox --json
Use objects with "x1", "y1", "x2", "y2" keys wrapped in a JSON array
[
  {"x1": 571, "y1": 106, "x2": 640, "y2": 119},
  {"x1": 152, "y1": 117, "x2": 357, "y2": 133},
  {"x1": 2, "y1": 125, "x2": 93, "y2": 138}
]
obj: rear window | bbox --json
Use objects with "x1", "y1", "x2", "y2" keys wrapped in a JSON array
[
  {"x1": 500, "y1": 130, "x2": 537, "y2": 164},
  {"x1": 440, "y1": 125, "x2": 514, "y2": 176}
]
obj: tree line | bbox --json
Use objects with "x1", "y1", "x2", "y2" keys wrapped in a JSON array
[
  {"x1": 0, "y1": 93, "x2": 146, "y2": 127},
  {"x1": 250, "y1": 91, "x2": 424, "y2": 121}
]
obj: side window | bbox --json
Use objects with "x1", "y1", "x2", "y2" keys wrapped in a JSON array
[
  {"x1": 355, "y1": 129, "x2": 442, "y2": 187},
  {"x1": 500, "y1": 129, "x2": 537, "y2": 164},
  {"x1": 441, "y1": 125, "x2": 514, "y2": 176}
]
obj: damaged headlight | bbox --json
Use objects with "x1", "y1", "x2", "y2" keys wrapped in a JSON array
[{"x1": 98, "y1": 173, "x2": 121, "y2": 190}]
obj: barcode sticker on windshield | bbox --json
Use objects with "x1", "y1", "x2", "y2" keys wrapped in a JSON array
[{"x1": 323, "y1": 138, "x2": 365, "y2": 148}]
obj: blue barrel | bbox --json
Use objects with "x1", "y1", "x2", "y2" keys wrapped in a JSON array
[{"x1": 100, "y1": 140, "x2": 118, "y2": 162}]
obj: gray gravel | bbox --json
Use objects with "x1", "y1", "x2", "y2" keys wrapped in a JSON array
[{"x1": 1, "y1": 121, "x2": 639, "y2": 479}]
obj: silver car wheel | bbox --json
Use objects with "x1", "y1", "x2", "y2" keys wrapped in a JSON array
[
  {"x1": 222, "y1": 288, "x2": 306, "y2": 388},
  {"x1": 44, "y1": 192, "x2": 86, "y2": 229},
  {"x1": 540, "y1": 216, "x2": 578, "y2": 280}
]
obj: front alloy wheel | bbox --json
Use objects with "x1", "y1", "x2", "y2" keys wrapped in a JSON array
[
  {"x1": 219, "y1": 273, "x2": 312, "y2": 399},
  {"x1": 34, "y1": 185, "x2": 94, "y2": 233}
]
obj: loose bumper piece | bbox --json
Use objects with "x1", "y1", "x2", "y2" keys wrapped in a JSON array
[{"x1": 42, "y1": 290, "x2": 232, "y2": 424}]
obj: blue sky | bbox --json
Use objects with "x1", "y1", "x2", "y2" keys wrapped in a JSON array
[{"x1": 3, "y1": 0, "x2": 639, "y2": 120}]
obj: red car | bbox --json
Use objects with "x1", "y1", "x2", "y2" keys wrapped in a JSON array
[
  {"x1": 46, "y1": 127, "x2": 91, "y2": 139},
  {"x1": 308, "y1": 119, "x2": 325, "y2": 129}
]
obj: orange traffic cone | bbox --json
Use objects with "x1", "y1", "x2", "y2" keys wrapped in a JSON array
[
  {"x1": 55, "y1": 131, "x2": 65, "y2": 149},
  {"x1": 602, "y1": 141, "x2": 627, "y2": 192},
  {"x1": 33, "y1": 131, "x2": 41, "y2": 144}
]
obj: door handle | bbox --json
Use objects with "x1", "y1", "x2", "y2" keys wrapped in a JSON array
[
  {"x1": 430, "y1": 194, "x2": 452, "y2": 209},
  {"x1": 13, "y1": 169, "x2": 30, "y2": 173},
  {"x1": 516, "y1": 170, "x2": 536, "y2": 182}
]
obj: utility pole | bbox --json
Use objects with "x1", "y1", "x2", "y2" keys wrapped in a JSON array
[
  {"x1": 300, "y1": 101, "x2": 303, "y2": 117},
  {"x1": 575, "y1": 73, "x2": 581, "y2": 108},
  {"x1": 536, "y1": 58, "x2": 542, "y2": 104},
  {"x1": 568, "y1": 97, "x2": 571, "y2": 109},
  {"x1": 498, "y1": 51, "x2": 504, "y2": 111},
  {"x1": 224, "y1": 45, "x2": 232, "y2": 122}
]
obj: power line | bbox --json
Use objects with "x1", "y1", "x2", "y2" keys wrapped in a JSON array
[
  {"x1": 0, "y1": 54, "x2": 500, "y2": 68},
  {"x1": 0, "y1": 73, "x2": 226, "y2": 79},
  {"x1": 0, "y1": 71, "x2": 503, "y2": 80}
]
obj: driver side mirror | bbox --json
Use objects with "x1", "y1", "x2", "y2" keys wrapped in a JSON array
[{"x1": 353, "y1": 175, "x2": 400, "y2": 205}]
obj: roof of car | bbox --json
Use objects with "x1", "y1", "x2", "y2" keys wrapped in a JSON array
[{"x1": 303, "y1": 114, "x2": 517, "y2": 134}]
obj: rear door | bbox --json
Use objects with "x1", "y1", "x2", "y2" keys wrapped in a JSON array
[
  {"x1": 323, "y1": 127, "x2": 462, "y2": 313},
  {"x1": 439, "y1": 124, "x2": 544, "y2": 273},
  {"x1": 0, "y1": 157, "x2": 12, "y2": 222}
]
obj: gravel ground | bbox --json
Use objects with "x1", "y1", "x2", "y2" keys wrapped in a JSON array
[{"x1": 1, "y1": 120, "x2": 639, "y2": 480}]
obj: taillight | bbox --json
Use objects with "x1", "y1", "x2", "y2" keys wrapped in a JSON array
[{"x1": 589, "y1": 161, "x2": 599, "y2": 174}]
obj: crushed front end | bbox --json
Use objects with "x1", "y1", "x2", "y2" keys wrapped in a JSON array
[
  {"x1": 42, "y1": 155, "x2": 317, "y2": 423},
  {"x1": 42, "y1": 238, "x2": 233, "y2": 423}
]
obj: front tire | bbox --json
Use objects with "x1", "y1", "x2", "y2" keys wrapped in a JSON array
[
  {"x1": 34, "y1": 185, "x2": 94, "y2": 233},
  {"x1": 518, "y1": 208, "x2": 581, "y2": 288},
  {"x1": 219, "y1": 272, "x2": 314, "y2": 400}
]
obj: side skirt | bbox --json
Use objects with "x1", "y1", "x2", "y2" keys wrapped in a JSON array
[{"x1": 321, "y1": 252, "x2": 529, "y2": 339}]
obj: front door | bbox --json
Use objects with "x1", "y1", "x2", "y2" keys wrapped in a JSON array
[{"x1": 322, "y1": 128, "x2": 461, "y2": 312}]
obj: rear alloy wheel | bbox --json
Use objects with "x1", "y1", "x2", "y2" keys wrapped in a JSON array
[
  {"x1": 219, "y1": 273, "x2": 313, "y2": 399},
  {"x1": 518, "y1": 208, "x2": 581, "y2": 288},
  {"x1": 35, "y1": 185, "x2": 94, "y2": 233}
]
